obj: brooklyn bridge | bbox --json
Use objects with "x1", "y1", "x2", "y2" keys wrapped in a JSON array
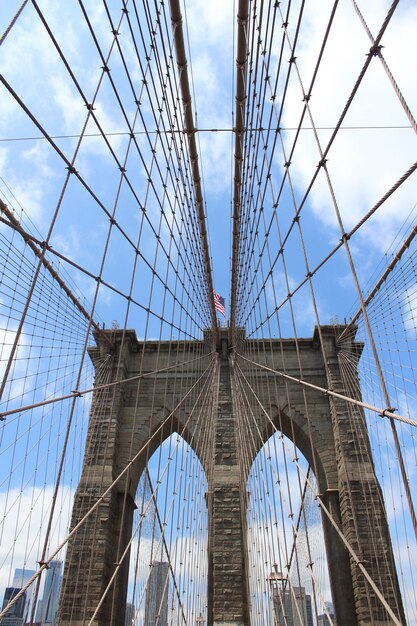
[{"x1": 0, "y1": 1, "x2": 416, "y2": 625}]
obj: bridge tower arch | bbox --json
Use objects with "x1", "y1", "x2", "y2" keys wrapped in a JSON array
[{"x1": 58, "y1": 326, "x2": 404, "y2": 626}]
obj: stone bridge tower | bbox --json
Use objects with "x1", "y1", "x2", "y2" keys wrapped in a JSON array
[{"x1": 57, "y1": 326, "x2": 404, "y2": 626}]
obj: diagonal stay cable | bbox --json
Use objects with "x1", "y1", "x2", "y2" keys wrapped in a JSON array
[
  {"x1": 0, "y1": 212, "x2": 206, "y2": 339},
  {"x1": 0, "y1": 199, "x2": 110, "y2": 345},
  {"x1": 236, "y1": 353, "x2": 417, "y2": 428},
  {"x1": 233, "y1": 359, "x2": 402, "y2": 626},
  {"x1": 0, "y1": 355, "x2": 216, "y2": 619},
  {"x1": 145, "y1": 467, "x2": 188, "y2": 626},
  {"x1": 241, "y1": 159, "x2": 417, "y2": 336},
  {"x1": 0, "y1": 0, "x2": 29, "y2": 45},
  {"x1": 0, "y1": 351, "x2": 216, "y2": 420}
]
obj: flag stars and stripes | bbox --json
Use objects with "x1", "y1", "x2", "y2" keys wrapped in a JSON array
[{"x1": 214, "y1": 291, "x2": 226, "y2": 317}]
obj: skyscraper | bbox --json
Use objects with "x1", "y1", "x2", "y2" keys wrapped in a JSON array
[
  {"x1": 267, "y1": 570, "x2": 314, "y2": 626},
  {"x1": 144, "y1": 561, "x2": 169, "y2": 626},
  {"x1": 1, "y1": 587, "x2": 26, "y2": 626},
  {"x1": 317, "y1": 601, "x2": 336, "y2": 625},
  {"x1": 124, "y1": 602, "x2": 135, "y2": 626},
  {"x1": 38, "y1": 560, "x2": 62, "y2": 625},
  {"x1": 11, "y1": 568, "x2": 36, "y2": 623}
]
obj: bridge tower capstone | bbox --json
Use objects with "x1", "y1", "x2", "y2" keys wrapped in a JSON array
[{"x1": 57, "y1": 326, "x2": 404, "y2": 626}]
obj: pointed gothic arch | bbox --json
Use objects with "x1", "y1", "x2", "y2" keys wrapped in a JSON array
[{"x1": 58, "y1": 327, "x2": 405, "y2": 626}]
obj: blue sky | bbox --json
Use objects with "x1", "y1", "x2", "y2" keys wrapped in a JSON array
[
  {"x1": 0, "y1": 0, "x2": 416, "y2": 339},
  {"x1": 1, "y1": 0, "x2": 417, "y2": 623}
]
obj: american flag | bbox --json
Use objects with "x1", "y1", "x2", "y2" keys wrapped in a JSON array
[{"x1": 213, "y1": 291, "x2": 226, "y2": 317}]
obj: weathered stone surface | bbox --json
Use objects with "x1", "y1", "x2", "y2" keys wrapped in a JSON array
[{"x1": 58, "y1": 327, "x2": 404, "y2": 626}]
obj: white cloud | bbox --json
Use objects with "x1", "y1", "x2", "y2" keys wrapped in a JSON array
[
  {"x1": 0, "y1": 139, "x2": 56, "y2": 226},
  {"x1": 278, "y1": 1, "x2": 417, "y2": 250},
  {"x1": 0, "y1": 147, "x2": 8, "y2": 173}
]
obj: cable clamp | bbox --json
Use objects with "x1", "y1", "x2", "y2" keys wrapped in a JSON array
[
  {"x1": 341, "y1": 232, "x2": 351, "y2": 243},
  {"x1": 368, "y1": 44, "x2": 383, "y2": 57},
  {"x1": 380, "y1": 407, "x2": 396, "y2": 417},
  {"x1": 317, "y1": 158, "x2": 327, "y2": 168}
]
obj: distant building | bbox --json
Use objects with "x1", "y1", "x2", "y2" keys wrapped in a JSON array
[
  {"x1": 144, "y1": 561, "x2": 169, "y2": 626},
  {"x1": 324, "y1": 602, "x2": 334, "y2": 615},
  {"x1": 305, "y1": 594, "x2": 314, "y2": 626},
  {"x1": 0, "y1": 616, "x2": 24, "y2": 626},
  {"x1": 273, "y1": 588, "x2": 293, "y2": 626},
  {"x1": 317, "y1": 603, "x2": 336, "y2": 626},
  {"x1": 1, "y1": 587, "x2": 26, "y2": 625},
  {"x1": 12, "y1": 568, "x2": 36, "y2": 623},
  {"x1": 37, "y1": 560, "x2": 62, "y2": 625},
  {"x1": 34, "y1": 599, "x2": 43, "y2": 623},
  {"x1": 267, "y1": 570, "x2": 313, "y2": 626},
  {"x1": 125, "y1": 602, "x2": 135, "y2": 626},
  {"x1": 291, "y1": 586, "x2": 313, "y2": 626}
]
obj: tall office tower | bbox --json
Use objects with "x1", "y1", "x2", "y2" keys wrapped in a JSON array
[
  {"x1": 39, "y1": 560, "x2": 62, "y2": 625},
  {"x1": 274, "y1": 589, "x2": 294, "y2": 626},
  {"x1": 124, "y1": 602, "x2": 135, "y2": 626},
  {"x1": 292, "y1": 586, "x2": 307, "y2": 626},
  {"x1": 268, "y1": 570, "x2": 314, "y2": 626},
  {"x1": 305, "y1": 594, "x2": 314, "y2": 626},
  {"x1": 12, "y1": 568, "x2": 36, "y2": 622},
  {"x1": 317, "y1": 601, "x2": 336, "y2": 625},
  {"x1": 144, "y1": 561, "x2": 169, "y2": 626},
  {"x1": 35, "y1": 599, "x2": 44, "y2": 622},
  {"x1": 0, "y1": 587, "x2": 27, "y2": 626}
]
